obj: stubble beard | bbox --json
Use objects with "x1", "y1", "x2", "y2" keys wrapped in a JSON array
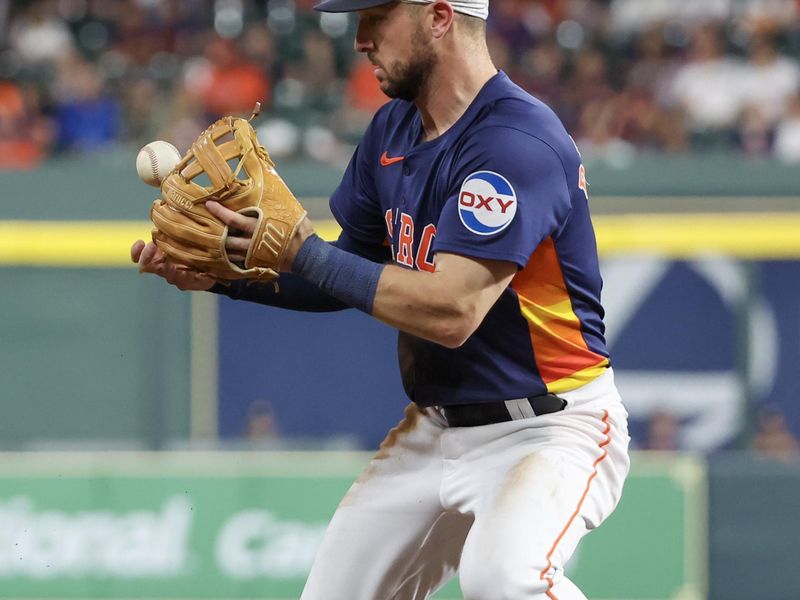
[{"x1": 379, "y1": 26, "x2": 437, "y2": 102}]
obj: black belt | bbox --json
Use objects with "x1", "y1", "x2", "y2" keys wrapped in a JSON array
[{"x1": 439, "y1": 393, "x2": 567, "y2": 427}]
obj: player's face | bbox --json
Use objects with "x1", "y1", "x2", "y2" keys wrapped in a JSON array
[{"x1": 355, "y1": 2, "x2": 438, "y2": 102}]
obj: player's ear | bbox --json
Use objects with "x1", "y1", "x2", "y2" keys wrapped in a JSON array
[{"x1": 430, "y1": 0, "x2": 454, "y2": 39}]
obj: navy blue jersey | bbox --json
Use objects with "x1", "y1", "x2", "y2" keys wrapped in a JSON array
[{"x1": 331, "y1": 72, "x2": 609, "y2": 407}]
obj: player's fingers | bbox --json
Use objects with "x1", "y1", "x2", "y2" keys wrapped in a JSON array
[
  {"x1": 206, "y1": 201, "x2": 257, "y2": 234},
  {"x1": 226, "y1": 252, "x2": 247, "y2": 263},
  {"x1": 131, "y1": 240, "x2": 145, "y2": 263},
  {"x1": 224, "y1": 234, "x2": 251, "y2": 254},
  {"x1": 137, "y1": 242, "x2": 168, "y2": 274},
  {"x1": 162, "y1": 265, "x2": 181, "y2": 284},
  {"x1": 137, "y1": 242, "x2": 158, "y2": 272},
  {"x1": 163, "y1": 267, "x2": 185, "y2": 287},
  {"x1": 162, "y1": 263, "x2": 194, "y2": 285},
  {"x1": 164, "y1": 266, "x2": 215, "y2": 291},
  {"x1": 179, "y1": 271, "x2": 216, "y2": 292}
]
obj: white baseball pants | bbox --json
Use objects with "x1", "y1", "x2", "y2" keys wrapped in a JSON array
[{"x1": 301, "y1": 368, "x2": 630, "y2": 600}]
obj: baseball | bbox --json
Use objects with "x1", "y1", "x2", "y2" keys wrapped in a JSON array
[{"x1": 136, "y1": 140, "x2": 181, "y2": 187}]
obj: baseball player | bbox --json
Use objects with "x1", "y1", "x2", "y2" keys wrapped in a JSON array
[{"x1": 133, "y1": 0, "x2": 630, "y2": 597}]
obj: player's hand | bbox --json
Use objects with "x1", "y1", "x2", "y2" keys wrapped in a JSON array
[
  {"x1": 205, "y1": 201, "x2": 256, "y2": 265},
  {"x1": 206, "y1": 200, "x2": 315, "y2": 271},
  {"x1": 131, "y1": 239, "x2": 216, "y2": 291}
]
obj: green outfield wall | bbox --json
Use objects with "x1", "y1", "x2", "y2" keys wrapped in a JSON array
[
  {"x1": 707, "y1": 455, "x2": 800, "y2": 600},
  {"x1": 0, "y1": 452, "x2": 706, "y2": 600},
  {"x1": 0, "y1": 151, "x2": 799, "y2": 222},
  {"x1": 0, "y1": 268, "x2": 190, "y2": 449}
]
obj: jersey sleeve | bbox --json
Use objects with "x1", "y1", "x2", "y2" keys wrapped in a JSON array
[
  {"x1": 328, "y1": 116, "x2": 387, "y2": 247},
  {"x1": 433, "y1": 126, "x2": 573, "y2": 268}
]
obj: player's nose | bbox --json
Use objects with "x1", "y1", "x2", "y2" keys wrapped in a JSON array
[{"x1": 354, "y1": 21, "x2": 375, "y2": 52}]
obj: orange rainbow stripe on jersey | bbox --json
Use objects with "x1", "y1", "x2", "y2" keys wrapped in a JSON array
[{"x1": 511, "y1": 237, "x2": 608, "y2": 393}]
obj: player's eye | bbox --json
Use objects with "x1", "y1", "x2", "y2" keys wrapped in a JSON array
[
  {"x1": 360, "y1": 7, "x2": 392, "y2": 25},
  {"x1": 362, "y1": 14, "x2": 385, "y2": 26}
]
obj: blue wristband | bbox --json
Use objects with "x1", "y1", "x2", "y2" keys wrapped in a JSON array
[{"x1": 291, "y1": 234, "x2": 385, "y2": 314}]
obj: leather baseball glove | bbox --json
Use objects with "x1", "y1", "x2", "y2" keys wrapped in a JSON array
[{"x1": 150, "y1": 110, "x2": 306, "y2": 282}]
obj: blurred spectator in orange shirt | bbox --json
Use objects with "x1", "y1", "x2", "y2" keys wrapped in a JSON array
[
  {"x1": 0, "y1": 80, "x2": 52, "y2": 169},
  {"x1": 345, "y1": 54, "x2": 389, "y2": 115},
  {"x1": 326, "y1": 53, "x2": 389, "y2": 148},
  {"x1": 194, "y1": 38, "x2": 271, "y2": 119}
]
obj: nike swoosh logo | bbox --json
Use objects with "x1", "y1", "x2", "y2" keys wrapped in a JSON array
[{"x1": 380, "y1": 151, "x2": 404, "y2": 166}]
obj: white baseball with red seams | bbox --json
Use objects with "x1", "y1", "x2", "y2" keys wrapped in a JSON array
[{"x1": 136, "y1": 141, "x2": 181, "y2": 187}]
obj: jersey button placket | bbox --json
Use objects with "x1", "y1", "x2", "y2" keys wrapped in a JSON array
[
  {"x1": 400, "y1": 156, "x2": 414, "y2": 208},
  {"x1": 395, "y1": 159, "x2": 412, "y2": 265},
  {"x1": 402, "y1": 153, "x2": 412, "y2": 177},
  {"x1": 399, "y1": 157, "x2": 412, "y2": 210}
]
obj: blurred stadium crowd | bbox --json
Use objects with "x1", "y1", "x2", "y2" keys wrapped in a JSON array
[{"x1": 2, "y1": 0, "x2": 800, "y2": 169}]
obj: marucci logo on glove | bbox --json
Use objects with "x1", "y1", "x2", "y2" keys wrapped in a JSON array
[
  {"x1": 457, "y1": 171, "x2": 517, "y2": 235},
  {"x1": 256, "y1": 221, "x2": 288, "y2": 263},
  {"x1": 163, "y1": 185, "x2": 195, "y2": 211}
]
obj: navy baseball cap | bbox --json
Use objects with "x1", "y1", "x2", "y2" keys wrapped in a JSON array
[
  {"x1": 314, "y1": 0, "x2": 488, "y2": 19},
  {"x1": 314, "y1": 0, "x2": 394, "y2": 12}
]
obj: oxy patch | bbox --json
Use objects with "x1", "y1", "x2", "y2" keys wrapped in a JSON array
[{"x1": 457, "y1": 171, "x2": 517, "y2": 235}]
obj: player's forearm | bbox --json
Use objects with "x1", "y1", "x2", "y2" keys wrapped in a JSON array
[
  {"x1": 370, "y1": 265, "x2": 482, "y2": 348},
  {"x1": 291, "y1": 234, "x2": 493, "y2": 348},
  {"x1": 210, "y1": 275, "x2": 349, "y2": 312}
]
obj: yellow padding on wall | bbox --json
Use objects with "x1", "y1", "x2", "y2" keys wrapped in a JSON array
[
  {"x1": 1, "y1": 214, "x2": 799, "y2": 266},
  {"x1": 0, "y1": 221, "x2": 344, "y2": 266},
  {"x1": 593, "y1": 213, "x2": 800, "y2": 258},
  {"x1": 0, "y1": 221, "x2": 153, "y2": 266}
]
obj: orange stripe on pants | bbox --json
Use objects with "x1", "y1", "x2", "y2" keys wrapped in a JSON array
[{"x1": 539, "y1": 410, "x2": 612, "y2": 599}]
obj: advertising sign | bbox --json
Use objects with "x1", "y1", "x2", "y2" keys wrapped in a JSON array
[{"x1": 0, "y1": 452, "x2": 704, "y2": 600}]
